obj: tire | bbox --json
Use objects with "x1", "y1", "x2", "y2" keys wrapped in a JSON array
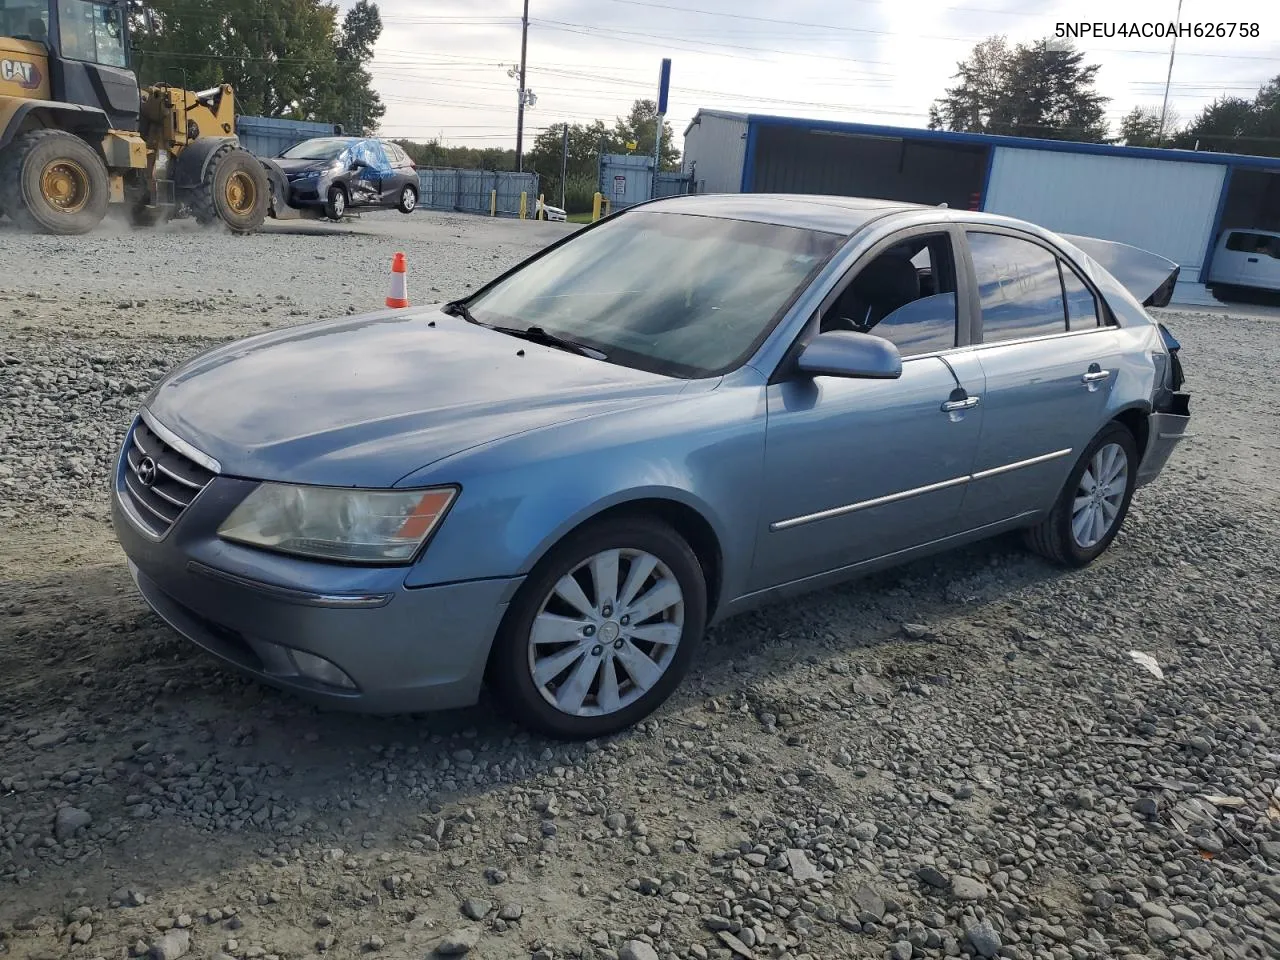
[
  {"x1": 0, "y1": 130, "x2": 109, "y2": 235},
  {"x1": 325, "y1": 185, "x2": 348, "y2": 221},
  {"x1": 397, "y1": 184, "x2": 417, "y2": 214},
  {"x1": 187, "y1": 145, "x2": 268, "y2": 233},
  {"x1": 488, "y1": 516, "x2": 708, "y2": 740},
  {"x1": 1023, "y1": 422, "x2": 1139, "y2": 568}
]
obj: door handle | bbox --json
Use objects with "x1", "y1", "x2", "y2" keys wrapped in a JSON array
[
  {"x1": 1247, "y1": 257, "x2": 1259, "y2": 263},
  {"x1": 941, "y1": 396, "x2": 980, "y2": 412},
  {"x1": 1082, "y1": 370, "x2": 1111, "y2": 383}
]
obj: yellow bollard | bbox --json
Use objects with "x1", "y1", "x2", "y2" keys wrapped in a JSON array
[
  {"x1": 490, "y1": 189, "x2": 496, "y2": 216},
  {"x1": 592, "y1": 192, "x2": 602, "y2": 222},
  {"x1": 519, "y1": 191, "x2": 527, "y2": 220},
  {"x1": 538, "y1": 193, "x2": 545, "y2": 220}
]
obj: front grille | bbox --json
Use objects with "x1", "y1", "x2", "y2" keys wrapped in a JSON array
[{"x1": 122, "y1": 419, "x2": 216, "y2": 537}]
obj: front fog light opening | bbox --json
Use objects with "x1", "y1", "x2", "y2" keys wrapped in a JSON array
[{"x1": 289, "y1": 649, "x2": 357, "y2": 690}]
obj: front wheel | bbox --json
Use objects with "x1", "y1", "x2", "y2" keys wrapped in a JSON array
[
  {"x1": 189, "y1": 145, "x2": 268, "y2": 233},
  {"x1": 326, "y1": 185, "x2": 347, "y2": 221},
  {"x1": 488, "y1": 517, "x2": 707, "y2": 740},
  {"x1": 397, "y1": 184, "x2": 417, "y2": 214},
  {"x1": 1024, "y1": 422, "x2": 1139, "y2": 567}
]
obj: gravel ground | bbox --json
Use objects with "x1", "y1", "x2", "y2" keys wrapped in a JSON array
[{"x1": 0, "y1": 210, "x2": 1277, "y2": 960}]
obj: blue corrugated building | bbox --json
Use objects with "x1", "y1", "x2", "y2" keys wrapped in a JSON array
[{"x1": 682, "y1": 109, "x2": 1280, "y2": 295}]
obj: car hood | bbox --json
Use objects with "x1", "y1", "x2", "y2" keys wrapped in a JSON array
[
  {"x1": 274, "y1": 157, "x2": 333, "y2": 175},
  {"x1": 146, "y1": 308, "x2": 688, "y2": 487}
]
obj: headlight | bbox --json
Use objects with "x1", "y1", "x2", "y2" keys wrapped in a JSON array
[{"x1": 217, "y1": 484, "x2": 457, "y2": 563}]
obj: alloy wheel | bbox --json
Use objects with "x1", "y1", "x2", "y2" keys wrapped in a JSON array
[
  {"x1": 527, "y1": 548, "x2": 684, "y2": 717},
  {"x1": 1072, "y1": 442, "x2": 1129, "y2": 548}
]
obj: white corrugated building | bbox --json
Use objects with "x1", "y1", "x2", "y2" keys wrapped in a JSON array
[{"x1": 682, "y1": 109, "x2": 1280, "y2": 303}]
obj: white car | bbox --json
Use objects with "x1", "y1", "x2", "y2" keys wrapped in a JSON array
[
  {"x1": 537, "y1": 201, "x2": 567, "y2": 222},
  {"x1": 1206, "y1": 228, "x2": 1280, "y2": 297}
]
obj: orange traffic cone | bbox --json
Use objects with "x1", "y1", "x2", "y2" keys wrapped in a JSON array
[{"x1": 385, "y1": 252, "x2": 409, "y2": 308}]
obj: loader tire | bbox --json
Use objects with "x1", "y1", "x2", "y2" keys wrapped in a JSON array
[
  {"x1": 0, "y1": 130, "x2": 109, "y2": 235},
  {"x1": 188, "y1": 144, "x2": 268, "y2": 233}
]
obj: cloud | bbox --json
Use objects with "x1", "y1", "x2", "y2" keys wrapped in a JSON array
[{"x1": 350, "y1": 0, "x2": 1280, "y2": 154}]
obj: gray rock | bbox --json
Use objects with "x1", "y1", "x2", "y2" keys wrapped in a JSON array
[
  {"x1": 888, "y1": 942, "x2": 912, "y2": 960},
  {"x1": 950, "y1": 876, "x2": 990, "y2": 901},
  {"x1": 498, "y1": 903, "x2": 523, "y2": 921},
  {"x1": 785, "y1": 849, "x2": 821, "y2": 882},
  {"x1": 619, "y1": 941, "x2": 659, "y2": 960},
  {"x1": 1146, "y1": 917, "x2": 1180, "y2": 944},
  {"x1": 460, "y1": 899, "x2": 490, "y2": 921},
  {"x1": 72, "y1": 923, "x2": 93, "y2": 944},
  {"x1": 1183, "y1": 928, "x2": 1214, "y2": 952},
  {"x1": 55, "y1": 807, "x2": 92, "y2": 841},
  {"x1": 916, "y1": 865, "x2": 951, "y2": 889},
  {"x1": 434, "y1": 927, "x2": 480, "y2": 956},
  {"x1": 150, "y1": 929, "x2": 191, "y2": 960},
  {"x1": 852, "y1": 821, "x2": 878, "y2": 841},
  {"x1": 852, "y1": 883, "x2": 885, "y2": 922},
  {"x1": 715, "y1": 932, "x2": 754, "y2": 959},
  {"x1": 902, "y1": 623, "x2": 929, "y2": 639},
  {"x1": 965, "y1": 918, "x2": 1001, "y2": 958},
  {"x1": 1169, "y1": 905, "x2": 1201, "y2": 928}
]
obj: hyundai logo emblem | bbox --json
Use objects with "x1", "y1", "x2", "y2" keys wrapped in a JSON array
[{"x1": 136, "y1": 456, "x2": 158, "y2": 487}]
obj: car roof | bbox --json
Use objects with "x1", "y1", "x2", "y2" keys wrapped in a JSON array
[{"x1": 640, "y1": 193, "x2": 926, "y2": 235}]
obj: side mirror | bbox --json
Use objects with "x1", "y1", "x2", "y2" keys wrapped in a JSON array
[
  {"x1": 350, "y1": 158, "x2": 367, "y2": 171},
  {"x1": 795, "y1": 331, "x2": 902, "y2": 380}
]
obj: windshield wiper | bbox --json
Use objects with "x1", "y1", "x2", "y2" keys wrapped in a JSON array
[
  {"x1": 442, "y1": 300, "x2": 478, "y2": 324},
  {"x1": 490, "y1": 325, "x2": 607, "y2": 360},
  {"x1": 444, "y1": 301, "x2": 605, "y2": 359}
]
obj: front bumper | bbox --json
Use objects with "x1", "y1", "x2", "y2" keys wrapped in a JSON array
[{"x1": 111, "y1": 460, "x2": 520, "y2": 713}]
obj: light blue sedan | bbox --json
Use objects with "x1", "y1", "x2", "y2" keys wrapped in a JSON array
[{"x1": 110, "y1": 194, "x2": 1191, "y2": 739}]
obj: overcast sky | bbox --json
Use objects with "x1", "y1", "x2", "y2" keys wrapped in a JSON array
[{"x1": 354, "y1": 0, "x2": 1280, "y2": 154}]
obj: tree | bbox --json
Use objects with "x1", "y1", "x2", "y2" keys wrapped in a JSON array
[
  {"x1": 1173, "y1": 77, "x2": 1280, "y2": 156},
  {"x1": 612, "y1": 99, "x2": 681, "y2": 170},
  {"x1": 927, "y1": 36, "x2": 1010, "y2": 134},
  {"x1": 335, "y1": 0, "x2": 385, "y2": 134},
  {"x1": 929, "y1": 36, "x2": 1110, "y2": 142},
  {"x1": 128, "y1": 0, "x2": 383, "y2": 133},
  {"x1": 1117, "y1": 105, "x2": 1181, "y2": 147}
]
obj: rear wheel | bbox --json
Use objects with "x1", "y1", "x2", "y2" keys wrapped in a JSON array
[
  {"x1": 488, "y1": 517, "x2": 707, "y2": 740},
  {"x1": 0, "y1": 130, "x2": 109, "y2": 235},
  {"x1": 397, "y1": 184, "x2": 417, "y2": 214},
  {"x1": 188, "y1": 145, "x2": 268, "y2": 233},
  {"x1": 1023, "y1": 422, "x2": 1138, "y2": 567}
]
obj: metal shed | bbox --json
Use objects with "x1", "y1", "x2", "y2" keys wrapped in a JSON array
[{"x1": 681, "y1": 109, "x2": 1280, "y2": 289}]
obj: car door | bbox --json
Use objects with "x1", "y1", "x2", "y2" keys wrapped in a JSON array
[
  {"x1": 1239, "y1": 231, "x2": 1280, "y2": 291},
  {"x1": 349, "y1": 140, "x2": 382, "y2": 205},
  {"x1": 750, "y1": 226, "x2": 985, "y2": 591},
  {"x1": 958, "y1": 228, "x2": 1130, "y2": 529},
  {"x1": 379, "y1": 141, "x2": 411, "y2": 203}
]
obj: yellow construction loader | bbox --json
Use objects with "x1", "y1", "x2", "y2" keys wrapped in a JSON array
[{"x1": 0, "y1": 0, "x2": 276, "y2": 234}]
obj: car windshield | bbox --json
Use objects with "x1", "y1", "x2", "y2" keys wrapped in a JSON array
[
  {"x1": 464, "y1": 211, "x2": 842, "y2": 378},
  {"x1": 280, "y1": 139, "x2": 350, "y2": 160}
]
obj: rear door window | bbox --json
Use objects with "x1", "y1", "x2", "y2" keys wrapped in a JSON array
[
  {"x1": 1060, "y1": 261, "x2": 1100, "y2": 331},
  {"x1": 966, "y1": 232, "x2": 1067, "y2": 342}
]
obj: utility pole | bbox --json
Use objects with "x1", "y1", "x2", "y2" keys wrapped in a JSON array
[
  {"x1": 1157, "y1": 0, "x2": 1183, "y2": 146},
  {"x1": 515, "y1": 0, "x2": 530, "y2": 172},
  {"x1": 559, "y1": 123, "x2": 569, "y2": 210}
]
